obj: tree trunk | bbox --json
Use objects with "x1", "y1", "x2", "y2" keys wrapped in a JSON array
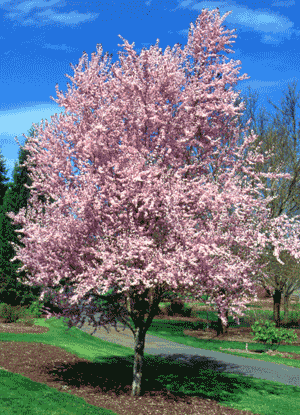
[
  {"x1": 205, "y1": 309, "x2": 209, "y2": 331},
  {"x1": 282, "y1": 293, "x2": 290, "y2": 324},
  {"x1": 224, "y1": 309, "x2": 229, "y2": 334},
  {"x1": 273, "y1": 289, "x2": 282, "y2": 328},
  {"x1": 124, "y1": 286, "x2": 164, "y2": 396},
  {"x1": 216, "y1": 317, "x2": 223, "y2": 336},
  {"x1": 132, "y1": 325, "x2": 146, "y2": 396},
  {"x1": 216, "y1": 309, "x2": 229, "y2": 336}
]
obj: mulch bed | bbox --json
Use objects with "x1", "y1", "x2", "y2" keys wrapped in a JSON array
[
  {"x1": 0, "y1": 313, "x2": 260, "y2": 415},
  {"x1": 0, "y1": 335, "x2": 258, "y2": 415},
  {"x1": 0, "y1": 298, "x2": 298, "y2": 414},
  {"x1": 0, "y1": 319, "x2": 49, "y2": 334}
]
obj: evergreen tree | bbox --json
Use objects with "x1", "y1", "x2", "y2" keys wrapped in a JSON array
[
  {"x1": 0, "y1": 121, "x2": 59, "y2": 309},
  {"x1": 0, "y1": 151, "x2": 11, "y2": 207}
]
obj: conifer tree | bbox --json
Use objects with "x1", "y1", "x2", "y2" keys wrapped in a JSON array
[{"x1": 0, "y1": 122, "x2": 58, "y2": 308}]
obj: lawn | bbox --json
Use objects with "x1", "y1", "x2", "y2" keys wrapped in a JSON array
[{"x1": 0, "y1": 294, "x2": 300, "y2": 414}]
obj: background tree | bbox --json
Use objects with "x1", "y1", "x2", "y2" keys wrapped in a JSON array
[
  {"x1": 0, "y1": 151, "x2": 11, "y2": 207},
  {"x1": 0, "y1": 149, "x2": 12, "y2": 301},
  {"x1": 200, "y1": 80, "x2": 300, "y2": 328},
  {"x1": 148, "y1": 76, "x2": 300, "y2": 329},
  {"x1": 250, "y1": 238, "x2": 300, "y2": 324},
  {"x1": 0, "y1": 121, "x2": 67, "y2": 309}
]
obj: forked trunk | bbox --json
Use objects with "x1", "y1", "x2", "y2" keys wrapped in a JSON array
[{"x1": 132, "y1": 325, "x2": 146, "y2": 396}]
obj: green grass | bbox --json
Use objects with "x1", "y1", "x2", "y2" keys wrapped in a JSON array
[
  {"x1": 0, "y1": 371, "x2": 116, "y2": 415},
  {"x1": 1, "y1": 298, "x2": 300, "y2": 415}
]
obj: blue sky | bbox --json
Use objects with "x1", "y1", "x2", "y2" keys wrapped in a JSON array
[{"x1": 1, "y1": 0, "x2": 299, "y2": 236}]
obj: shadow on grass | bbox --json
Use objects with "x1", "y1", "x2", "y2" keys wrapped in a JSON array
[
  {"x1": 12, "y1": 346, "x2": 296, "y2": 407},
  {"x1": 1, "y1": 313, "x2": 300, "y2": 415}
]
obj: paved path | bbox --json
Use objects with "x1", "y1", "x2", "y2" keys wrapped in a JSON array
[{"x1": 74, "y1": 312, "x2": 300, "y2": 388}]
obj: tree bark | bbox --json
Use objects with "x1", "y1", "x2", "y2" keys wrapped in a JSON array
[
  {"x1": 282, "y1": 293, "x2": 290, "y2": 324},
  {"x1": 216, "y1": 309, "x2": 229, "y2": 336},
  {"x1": 132, "y1": 325, "x2": 146, "y2": 396},
  {"x1": 126, "y1": 286, "x2": 163, "y2": 397},
  {"x1": 216, "y1": 317, "x2": 223, "y2": 336},
  {"x1": 273, "y1": 289, "x2": 282, "y2": 328}
]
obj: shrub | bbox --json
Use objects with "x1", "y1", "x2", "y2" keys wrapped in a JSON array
[
  {"x1": 164, "y1": 297, "x2": 193, "y2": 317},
  {"x1": 23, "y1": 300, "x2": 45, "y2": 318},
  {"x1": 170, "y1": 298, "x2": 185, "y2": 315},
  {"x1": 251, "y1": 319, "x2": 298, "y2": 351},
  {"x1": 182, "y1": 302, "x2": 194, "y2": 317},
  {"x1": 0, "y1": 303, "x2": 29, "y2": 323}
]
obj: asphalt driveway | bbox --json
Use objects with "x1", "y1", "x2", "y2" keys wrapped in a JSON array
[{"x1": 74, "y1": 311, "x2": 300, "y2": 388}]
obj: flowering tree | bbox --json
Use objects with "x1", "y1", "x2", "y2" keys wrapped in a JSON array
[{"x1": 7, "y1": 8, "x2": 300, "y2": 396}]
